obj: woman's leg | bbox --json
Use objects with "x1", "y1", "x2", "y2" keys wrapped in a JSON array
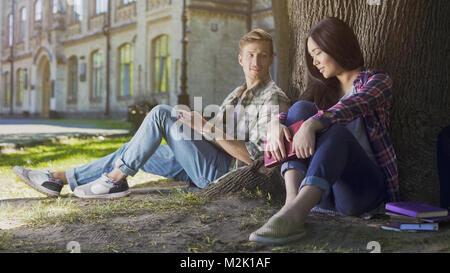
[
  {"x1": 281, "y1": 100, "x2": 318, "y2": 204},
  {"x1": 279, "y1": 124, "x2": 387, "y2": 223},
  {"x1": 250, "y1": 123, "x2": 387, "y2": 243}
]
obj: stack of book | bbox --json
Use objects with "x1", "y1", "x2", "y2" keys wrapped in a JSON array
[{"x1": 381, "y1": 201, "x2": 449, "y2": 232}]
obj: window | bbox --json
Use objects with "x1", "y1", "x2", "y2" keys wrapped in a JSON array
[
  {"x1": 67, "y1": 57, "x2": 78, "y2": 102},
  {"x1": 16, "y1": 69, "x2": 25, "y2": 106},
  {"x1": 153, "y1": 35, "x2": 171, "y2": 94},
  {"x1": 123, "y1": 0, "x2": 136, "y2": 5},
  {"x1": 35, "y1": 0, "x2": 42, "y2": 21},
  {"x1": 4, "y1": 72, "x2": 11, "y2": 106},
  {"x1": 91, "y1": 50, "x2": 103, "y2": 99},
  {"x1": 119, "y1": 44, "x2": 134, "y2": 97},
  {"x1": 96, "y1": 0, "x2": 108, "y2": 14},
  {"x1": 20, "y1": 8, "x2": 27, "y2": 42},
  {"x1": 72, "y1": 0, "x2": 83, "y2": 22},
  {"x1": 52, "y1": 0, "x2": 62, "y2": 14},
  {"x1": 8, "y1": 14, "x2": 13, "y2": 46}
]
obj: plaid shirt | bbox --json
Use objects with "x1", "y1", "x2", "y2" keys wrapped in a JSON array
[
  {"x1": 211, "y1": 75, "x2": 291, "y2": 171},
  {"x1": 280, "y1": 68, "x2": 400, "y2": 202}
]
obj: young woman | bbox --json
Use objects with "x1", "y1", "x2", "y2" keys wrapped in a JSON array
[{"x1": 249, "y1": 17, "x2": 400, "y2": 244}]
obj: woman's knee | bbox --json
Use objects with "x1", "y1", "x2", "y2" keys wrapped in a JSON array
[
  {"x1": 323, "y1": 124, "x2": 353, "y2": 140},
  {"x1": 287, "y1": 100, "x2": 318, "y2": 123}
]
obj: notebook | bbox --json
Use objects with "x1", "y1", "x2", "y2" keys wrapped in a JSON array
[
  {"x1": 385, "y1": 202, "x2": 448, "y2": 218},
  {"x1": 264, "y1": 120, "x2": 304, "y2": 168}
]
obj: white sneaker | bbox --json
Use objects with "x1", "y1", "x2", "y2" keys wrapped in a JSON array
[
  {"x1": 73, "y1": 174, "x2": 131, "y2": 199},
  {"x1": 13, "y1": 166, "x2": 63, "y2": 197}
]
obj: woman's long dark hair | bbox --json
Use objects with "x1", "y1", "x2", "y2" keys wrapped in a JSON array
[{"x1": 300, "y1": 17, "x2": 365, "y2": 110}]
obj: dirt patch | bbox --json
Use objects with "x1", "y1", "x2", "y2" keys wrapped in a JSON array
[{"x1": 1, "y1": 185, "x2": 450, "y2": 253}]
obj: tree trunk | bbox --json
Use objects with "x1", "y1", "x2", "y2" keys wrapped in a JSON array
[
  {"x1": 271, "y1": 0, "x2": 450, "y2": 205},
  {"x1": 198, "y1": 158, "x2": 286, "y2": 203}
]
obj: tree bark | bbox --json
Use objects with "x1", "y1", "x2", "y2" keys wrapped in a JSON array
[
  {"x1": 198, "y1": 158, "x2": 286, "y2": 203},
  {"x1": 271, "y1": 0, "x2": 450, "y2": 205}
]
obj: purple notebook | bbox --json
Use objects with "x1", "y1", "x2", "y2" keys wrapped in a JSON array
[{"x1": 385, "y1": 202, "x2": 448, "y2": 218}]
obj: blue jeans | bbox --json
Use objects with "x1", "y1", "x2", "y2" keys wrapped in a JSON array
[
  {"x1": 280, "y1": 101, "x2": 388, "y2": 216},
  {"x1": 66, "y1": 105, "x2": 233, "y2": 191}
]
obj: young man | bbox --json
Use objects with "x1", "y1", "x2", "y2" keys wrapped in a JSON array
[{"x1": 13, "y1": 29, "x2": 290, "y2": 199}]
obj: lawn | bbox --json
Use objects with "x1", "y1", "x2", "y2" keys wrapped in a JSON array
[{"x1": 0, "y1": 136, "x2": 167, "y2": 200}]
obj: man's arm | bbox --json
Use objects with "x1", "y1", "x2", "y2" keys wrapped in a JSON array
[
  {"x1": 176, "y1": 109, "x2": 252, "y2": 165},
  {"x1": 204, "y1": 123, "x2": 252, "y2": 165}
]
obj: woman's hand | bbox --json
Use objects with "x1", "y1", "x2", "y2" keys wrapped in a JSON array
[
  {"x1": 292, "y1": 119, "x2": 319, "y2": 159},
  {"x1": 266, "y1": 119, "x2": 292, "y2": 162}
]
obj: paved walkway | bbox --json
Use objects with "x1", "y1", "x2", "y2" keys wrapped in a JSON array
[{"x1": 0, "y1": 118, "x2": 130, "y2": 150}]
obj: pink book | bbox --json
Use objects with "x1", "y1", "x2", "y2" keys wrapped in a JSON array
[
  {"x1": 385, "y1": 202, "x2": 448, "y2": 218},
  {"x1": 264, "y1": 120, "x2": 304, "y2": 168}
]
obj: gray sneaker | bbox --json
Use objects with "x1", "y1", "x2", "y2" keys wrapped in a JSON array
[
  {"x1": 13, "y1": 166, "x2": 64, "y2": 197},
  {"x1": 73, "y1": 174, "x2": 131, "y2": 199}
]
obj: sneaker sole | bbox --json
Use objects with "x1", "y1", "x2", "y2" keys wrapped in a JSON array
[
  {"x1": 73, "y1": 189, "x2": 131, "y2": 199},
  {"x1": 13, "y1": 167, "x2": 60, "y2": 197},
  {"x1": 249, "y1": 231, "x2": 306, "y2": 245}
]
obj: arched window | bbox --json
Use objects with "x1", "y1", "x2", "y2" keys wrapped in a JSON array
[
  {"x1": 20, "y1": 8, "x2": 27, "y2": 42},
  {"x1": 72, "y1": 0, "x2": 83, "y2": 23},
  {"x1": 16, "y1": 69, "x2": 25, "y2": 106},
  {"x1": 4, "y1": 72, "x2": 11, "y2": 106},
  {"x1": 152, "y1": 35, "x2": 171, "y2": 94},
  {"x1": 96, "y1": 0, "x2": 108, "y2": 14},
  {"x1": 91, "y1": 50, "x2": 103, "y2": 99},
  {"x1": 67, "y1": 56, "x2": 78, "y2": 102},
  {"x1": 119, "y1": 43, "x2": 134, "y2": 97},
  {"x1": 8, "y1": 14, "x2": 13, "y2": 46},
  {"x1": 35, "y1": 0, "x2": 42, "y2": 21}
]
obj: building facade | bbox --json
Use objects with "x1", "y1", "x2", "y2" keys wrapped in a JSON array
[{"x1": 0, "y1": 0, "x2": 275, "y2": 119}]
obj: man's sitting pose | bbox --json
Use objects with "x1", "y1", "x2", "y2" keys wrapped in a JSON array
[{"x1": 13, "y1": 29, "x2": 290, "y2": 199}]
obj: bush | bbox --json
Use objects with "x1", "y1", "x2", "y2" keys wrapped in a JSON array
[{"x1": 127, "y1": 100, "x2": 158, "y2": 133}]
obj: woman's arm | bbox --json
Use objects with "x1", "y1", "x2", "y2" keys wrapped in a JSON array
[{"x1": 312, "y1": 71, "x2": 393, "y2": 130}]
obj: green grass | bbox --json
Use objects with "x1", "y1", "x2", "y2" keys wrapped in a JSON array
[{"x1": 0, "y1": 136, "x2": 167, "y2": 200}]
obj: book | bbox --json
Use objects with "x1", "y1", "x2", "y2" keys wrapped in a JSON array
[
  {"x1": 381, "y1": 222, "x2": 439, "y2": 232},
  {"x1": 385, "y1": 212, "x2": 423, "y2": 224},
  {"x1": 264, "y1": 120, "x2": 304, "y2": 168},
  {"x1": 385, "y1": 201, "x2": 448, "y2": 218},
  {"x1": 381, "y1": 223, "x2": 416, "y2": 232},
  {"x1": 386, "y1": 211, "x2": 450, "y2": 223},
  {"x1": 395, "y1": 222, "x2": 439, "y2": 231}
]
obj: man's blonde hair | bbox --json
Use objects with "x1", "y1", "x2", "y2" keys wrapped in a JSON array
[{"x1": 239, "y1": 28, "x2": 274, "y2": 56}]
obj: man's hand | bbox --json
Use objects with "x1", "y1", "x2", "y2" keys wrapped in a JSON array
[
  {"x1": 265, "y1": 119, "x2": 292, "y2": 162},
  {"x1": 176, "y1": 109, "x2": 207, "y2": 134}
]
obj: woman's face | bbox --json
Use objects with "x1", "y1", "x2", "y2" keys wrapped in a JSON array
[{"x1": 307, "y1": 37, "x2": 343, "y2": 79}]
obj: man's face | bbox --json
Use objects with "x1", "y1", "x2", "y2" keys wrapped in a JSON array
[{"x1": 238, "y1": 41, "x2": 274, "y2": 82}]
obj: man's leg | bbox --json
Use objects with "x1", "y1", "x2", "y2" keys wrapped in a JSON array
[
  {"x1": 113, "y1": 104, "x2": 233, "y2": 189},
  {"x1": 15, "y1": 105, "x2": 231, "y2": 197},
  {"x1": 71, "y1": 105, "x2": 233, "y2": 198}
]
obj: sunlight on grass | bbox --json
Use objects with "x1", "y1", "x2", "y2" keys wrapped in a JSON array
[{"x1": 0, "y1": 137, "x2": 168, "y2": 200}]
